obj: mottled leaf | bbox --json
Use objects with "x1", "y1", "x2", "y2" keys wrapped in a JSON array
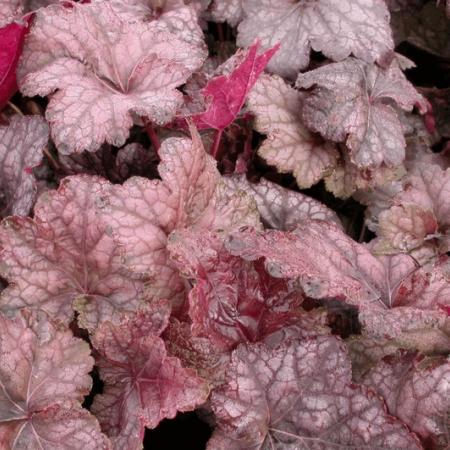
[
  {"x1": 224, "y1": 175, "x2": 340, "y2": 231},
  {"x1": 95, "y1": 0, "x2": 206, "y2": 52},
  {"x1": 98, "y1": 124, "x2": 259, "y2": 310},
  {"x1": 363, "y1": 353, "x2": 450, "y2": 445},
  {"x1": 208, "y1": 336, "x2": 421, "y2": 449},
  {"x1": 92, "y1": 302, "x2": 209, "y2": 450},
  {"x1": 377, "y1": 163, "x2": 450, "y2": 254},
  {"x1": 225, "y1": 222, "x2": 373, "y2": 304},
  {"x1": 209, "y1": 0, "x2": 243, "y2": 26},
  {"x1": 168, "y1": 229, "x2": 304, "y2": 351},
  {"x1": 357, "y1": 254, "x2": 450, "y2": 352},
  {"x1": 0, "y1": 312, "x2": 109, "y2": 449},
  {"x1": 237, "y1": 0, "x2": 394, "y2": 78},
  {"x1": 0, "y1": 115, "x2": 48, "y2": 218},
  {"x1": 0, "y1": 175, "x2": 147, "y2": 331},
  {"x1": 18, "y1": 1, "x2": 205, "y2": 154},
  {"x1": 297, "y1": 58, "x2": 427, "y2": 168},
  {"x1": 247, "y1": 74, "x2": 337, "y2": 188}
]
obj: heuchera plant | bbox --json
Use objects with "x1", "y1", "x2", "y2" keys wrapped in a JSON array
[{"x1": 0, "y1": 0, "x2": 449, "y2": 449}]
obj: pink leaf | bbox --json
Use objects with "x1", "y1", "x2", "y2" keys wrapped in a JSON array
[
  {"x1": 225, "y1": 222, "x2": 372, "y2": 303},
  {"x1": 0, "y1": 175, "x2": 147, "y2": 331},
  {"x1": 168, "y1": 229, "x2": 304, "y2": 351},
  {"x1": 0, "y1": 115, "x2": 48, "y2": 218},
  {"x1": 0, "y1": 21, "x2": 28, "y2": 109},
  {"x1": 163, "y1": 318, "x2": 231, "y2": 388},
  {"x1": 297, "y1": 58, "x2": 427, "y2": 168},
  {"x1": 377, "y1": 163, "x2": 450, "y2": 255},
  {"x1": 97, "y1": 124, "x2": 260, "y2": 310},
  {"x1": 99, "y1": 0, "x2": 205, "y2": 53},
  {"x1": 208, "y1": 336, "x2": 422, "y2": 449},
  {"x1": 224, "y1": 175, "x2": 341, "y2": 231},
  {"x1": 0, "y1": 312, "x2": 110, "y2": 449},
  {"x1": 237, "y1": 0, "x2": 394, "y2": 78},
  {"x1": 0, "y1": 1, "x2": 62, "y2": 26},
  {"x1": 363, "y1": 352, "x2": 450, "y2": 446},
  {"x1": 190, "y1": 41, "x2": 278, "y2": 131},
  {"x1": 357, "y1": 254, "x2": 450, "y2": 353},
  {"x1": 17, "y1": 1, "x2": 206, "y2": 154},
  {"x1": 209, "y1": 0, "x2": 244, "y2": 27},
  {"x1": 91, "y1": 303, "x2": 209, "y2": 450},
  {"x1": 225, "y1": 223, "x2": 450, "y2": 352},
  {"x1": 246, "y1": 73, "x2": 338, "y2": 189}
]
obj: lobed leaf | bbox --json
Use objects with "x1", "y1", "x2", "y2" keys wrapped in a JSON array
[
  {"x1": 208, "y1": 336, "x2": 422, "y2": 449},
  {"x1": 0, "y1": 175, "x2": 147, "y2": 331},
  {"x1": 237, "y1": 0, "x2": 394, "y2": 78}
]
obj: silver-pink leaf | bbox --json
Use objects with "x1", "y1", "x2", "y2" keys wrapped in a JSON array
[
  {"x1": 0, "y1": 312, "x2": 110, "y2": 449},
  {"x1": 208, "y1": 336, "x2": 422, "y2": 449},
  {"x1": 0, "y1": 175, "x2": 147, "y2": 331},
  {"x1": 18, "y1": 1, "x2": 206, "y2": 154},
  {"x1": 297, "y1": 58, "x2": 427, "y2": 168},
  {"x1": 237, "y1": 0, "x2": 394, "y2": 78},
  {"x1": 0, "y1": 115, "x2": 48, "y2": 218}
]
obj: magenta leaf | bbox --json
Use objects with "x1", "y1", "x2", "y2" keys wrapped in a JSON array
[
  {"x1": 17, "y1": 1, "x2": 206, "y2": 154},
  {"x1": 189, "y1": 41, "x2": 278, "y2": 132},
  {"x1": 297, "y1": 58, "x2": 427, "y2": 169},
  {"x1": 208, "y1": 336, "x2": 422, "y2": 449},
  {"x1": 363, "y1": 352, "x2": 450, "y2": 447},
  {"x1": 0, "y1": 21, "x2": 28, "y2": 109},
  {"x1": 0, "y1": 115, "x2": 48, "y2": 218},
  {"x1": 0, "y1": 311, "x2": 110, "y2": 449},
  {"x1": 168, "y1": 229, "x2": 304, "y2": 351},
  {"x1": 237, "y1": 0, "x2": 394, "y2": 78},
  {"x1": 91, "y1": 301, "x2": 209, "y2": 450},
  {"x1": 0, "y1": 175, "x2": 147, "y2": 331}
]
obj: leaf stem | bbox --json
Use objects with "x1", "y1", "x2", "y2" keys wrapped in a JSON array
[
  {"x1": 7, "y1": 101, "x2": 24, "y2": 116},
  {"x1": 145, "y1": 121, "x2": 160, "y2": 154},
  {"x1": 43, "y1": 147, "x2": 60, "y2": 171},
  {"x1": 211, "y1": 128, "x2": 223, "y2": 159}
]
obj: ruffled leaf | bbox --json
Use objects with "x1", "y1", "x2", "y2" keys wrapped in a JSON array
[
  {"x1": 0, "y1": 115, "x2": 48, "y2": 218},
  {"x1": 0, "y1": 175, "x2": 147, "y2": 331},
  {"x1": 377, "y1": 163, "x2": 450, "y2": 254},
  {"x1": 168, "y1": 229, "x2": 304, "y2": 351},
  {"x1": 92, "y1": 302, "x2": 209, "y2": 450},
  {"x1": 0, "y1": 312, "x2": 109, "y2": 449},
  {"x1": 363, "y1": 352, "x2": 450, "y2": 446},
  {"x1": 18, "y1": 1, "x2": 206, "y2": 154},
  {"x1": 247, "y1": 74, "x2": 337, "y2": 188},
  {"x1": 208, "y1": 336, "x2": 421, "y2": 449},
  {"x1": 98, "y1": 124, "x2": 259, "y2": 310},
  {"x1": 297, "y1": 58, "x2": 427, "y2": 168},
  {"x1": 237, "y1": 0, "x2": 394, "y2": 78}
]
